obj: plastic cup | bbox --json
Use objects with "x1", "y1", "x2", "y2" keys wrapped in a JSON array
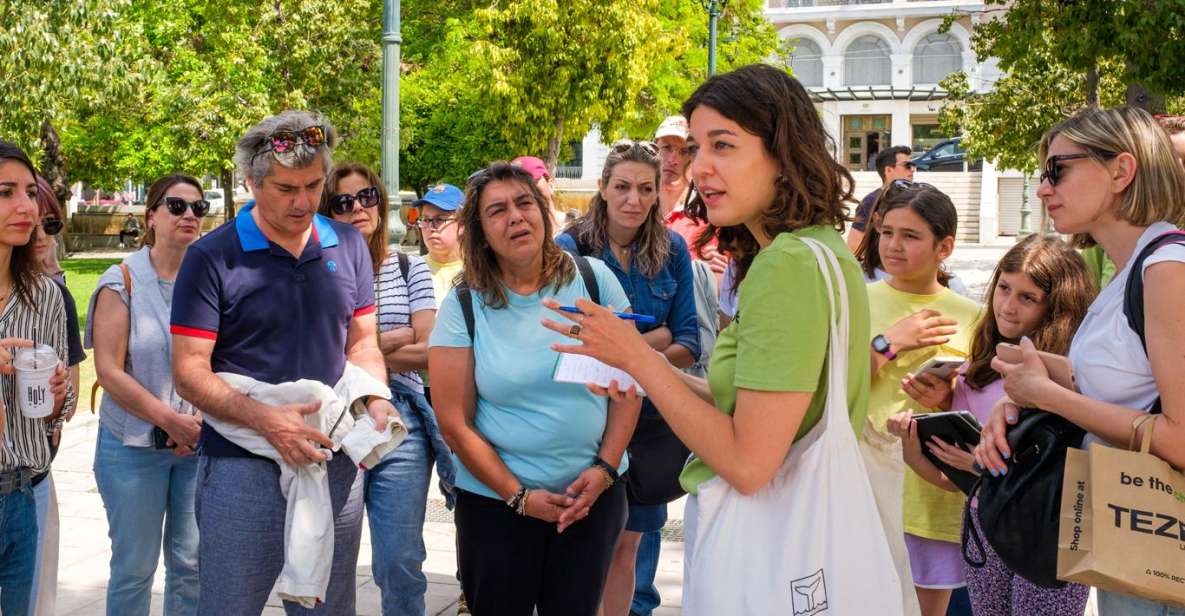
[{"x1": 14, "y1": 345, "x2": 57, "y2": 419}]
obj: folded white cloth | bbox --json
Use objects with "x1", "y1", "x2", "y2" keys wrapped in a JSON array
[{"x1": 206, "y1": 362, "x2": 405, "y2": 608}]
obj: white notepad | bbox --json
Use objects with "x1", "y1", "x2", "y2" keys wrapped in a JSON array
[{"x1": 553, "y1": 353, "x2": 647, "y2": 396}]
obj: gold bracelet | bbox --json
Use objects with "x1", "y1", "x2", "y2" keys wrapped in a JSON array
[{"x1": 593, "y1": 465, "x2": 615, "y2": 488}]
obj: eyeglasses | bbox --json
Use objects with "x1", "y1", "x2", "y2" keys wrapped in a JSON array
[
  {"x1": 1040, "y1": 153, "x2": 1114, "y2": 187},
  {"x1": 898, "y1": 160, "x2": 917, "y2": 170},
  {"x1": 253, "y1": 125, "x2": 326, "y2": 166},
  {"x1": 40, "y1": 218, "x2": 63, "y2": 236},
  {"x1": 160, "y1": 197, "x2": 210, "y2": 217},
  {"x1": 416, "y1": 215, "x2": 456, "y2": 230},
  {"x1": 328, "y1": 187, "x2": 381, "y2": 216}
]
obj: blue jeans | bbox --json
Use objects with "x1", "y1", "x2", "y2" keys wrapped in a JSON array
[
  {"x1": 365, "y1": 383, "x2": 455, "y2": 616},
  {"x1": 0, "y1": 485, "x2": 37, "y2": 616},
  {"x1": 1098, "y1": 590, "x2": 1185, "y2": 616},
  {"x1": 630, "y1": 530, "x2": 662, "y2": 615},
  {"x1": 94, "y1": 425, "x2": 199, "y2": 616},
  {"x1": 195, "y1": 453, "x2": 364, "y2": 615}
]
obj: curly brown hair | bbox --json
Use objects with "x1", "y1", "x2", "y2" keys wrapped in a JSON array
[
  {"x1": 459, "y1": 162, "x2": 575, "y2": 309},
  {"x1": 963, "y1": 235, "x2": 1095, "y2": 390},
  {"x1": 682, "y1": 64, "x2": 855, "y2": 292}
]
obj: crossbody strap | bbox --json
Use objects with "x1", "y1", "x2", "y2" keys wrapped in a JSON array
[{"x1": 456, "y1": 254, "x2": 599, "y2": 342}]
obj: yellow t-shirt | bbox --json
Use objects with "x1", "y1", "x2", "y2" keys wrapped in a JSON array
[
  {"x1": 867, "y1": 280, "x2": 982, "y2": 543},
  {"x1": 424, "y1": 256, "x2": 463, "y2": 388},
  {"x1": 425, "y1": 256, "x2": 463, "y2": 305}
]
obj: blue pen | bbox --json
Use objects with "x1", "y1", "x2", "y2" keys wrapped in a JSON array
[{"x1": 558, "y1": 305, "x2": 657, "y2": 325}]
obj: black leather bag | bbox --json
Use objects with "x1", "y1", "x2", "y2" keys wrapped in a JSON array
[
  {"x1": 625, "y1": 410, "x2": 691, "y2": 507},
  {"x1": 962, "y1": 410, "x2": 1085, "y2": 588}
]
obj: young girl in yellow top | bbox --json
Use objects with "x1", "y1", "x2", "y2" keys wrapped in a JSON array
[{"x1": 860, "y1": 180, "x2": 982, "y2": 616}]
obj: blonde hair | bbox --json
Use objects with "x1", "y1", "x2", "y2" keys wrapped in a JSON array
[{"x1": 1039, "y1": 107, "x2": 1185, "y2": 246}]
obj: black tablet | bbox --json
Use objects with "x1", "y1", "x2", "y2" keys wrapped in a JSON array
[{"x1": 914, "y1": 411, "x2": 982, "y2": 495}]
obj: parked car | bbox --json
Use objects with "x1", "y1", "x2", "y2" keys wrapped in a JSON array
[
  {"x1": 205, "y1": 189, "x2": 225, "y2": 211},
  {"x1": 911, "y1": 137, "x2": 982, "y2": 172}
]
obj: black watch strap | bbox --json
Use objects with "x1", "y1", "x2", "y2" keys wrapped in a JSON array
[{"x1": 592, "y1": 457, "x2": 620, "y2": 483}]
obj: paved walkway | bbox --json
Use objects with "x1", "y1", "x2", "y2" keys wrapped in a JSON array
[{"x1": 48, "y1": 240, "x2": 1013, "y2": 615}]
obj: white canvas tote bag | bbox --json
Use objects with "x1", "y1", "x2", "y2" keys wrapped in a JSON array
[{"x1": 683, "y1": 237, "x2": 904, "y2": 616}]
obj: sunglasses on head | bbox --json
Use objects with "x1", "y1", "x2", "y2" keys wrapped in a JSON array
[
  {"x1": 1040, "y1": 152, "x2": 1115, "y2": 187},
  {"x1": 328, "y1": 186, "x2": 381, "y2": 216},
  {"x1": 889, "y1": 179, "x2": 936, "y2": 192},
  {"x1": 41, "y1": 218, "x2": 63, "y2": 236},
  {"x1": 611, "y1": 140, "x2": 659, "y2": 156},
  {"x1": 160, "y1": 197, "x2": 210, "y2": 217},
  {"x1": 253, "y1": 125, "x2": 326, "y2": 166}
]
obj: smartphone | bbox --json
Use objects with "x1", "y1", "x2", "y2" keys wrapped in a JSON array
[
  {"x1": 917, "y1": 356, "x2": 964, "y2": 381},
  {"x1": 151, "y1": 426, "x2": 176, "y2": 450},
  {"x1": 995, "y1": 342, "x2": 1076, "y2": 391}
]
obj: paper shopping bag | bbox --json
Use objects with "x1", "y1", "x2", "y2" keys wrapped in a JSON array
[{"x1": 1057, "y1": 416, "x2": 1185, "y2": 608}]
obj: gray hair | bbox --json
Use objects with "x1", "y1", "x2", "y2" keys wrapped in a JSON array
[{"x1": 235, "y1": 110, "x2": 337, "y2": 187}]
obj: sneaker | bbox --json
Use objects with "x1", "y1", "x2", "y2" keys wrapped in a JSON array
[{"x1": 456, "y1": 593, "x2": 470, "y2": 615}]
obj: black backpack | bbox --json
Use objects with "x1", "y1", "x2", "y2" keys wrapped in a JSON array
[
  {"x1": 962, "y1": 411, "x2": 1085, "y2": 588},
  {"x1": 1122, "y1": 230, "x2": 1185, "y2": 414},
  {"x1": 453, "y1": 255, "x2": 599, "y2": 340}
]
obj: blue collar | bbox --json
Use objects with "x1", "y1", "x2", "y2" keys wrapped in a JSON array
[{"x1": 235, "y1": 200, "x2": 339, "y2": 252}]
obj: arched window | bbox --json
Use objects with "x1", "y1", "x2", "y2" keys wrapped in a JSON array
[
  {"x1": 913, "y1": 33, "x2": 961, "y2": 84},
  {"x1": 787, "y1": 39, "x2": 823, "y2": 87},
  {"x1": 844, "y1": 35, "x2": 891, "y2": 86}
]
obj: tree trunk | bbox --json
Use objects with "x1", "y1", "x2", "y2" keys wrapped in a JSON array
[
  {"x1": 1125, "y1": 83, "x2": 1166, "y2": 115},
  {"x1": 544, "y1": 116, "x2": 565, "y2": 172},
  {"x1": 1085, "y1": 63, "x2": 1099, "y2": 107},
  {"x1": 39, "y1": 120, "x2": 73, "y2": 256},
  {"x1": 222, "y1": 167, "x2": 236, "y2": 220}
]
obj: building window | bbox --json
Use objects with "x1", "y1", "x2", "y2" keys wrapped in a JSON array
[
  {"x1": 911, "y1": 121, "x2": 946, "y2": 153},
  {"x1": 913, "y1": 33, "x2": 961, "y2": 85},
  {"x1": 844, "y1": 35, "x2": 891, "y2": 86},
  {"x1": 787, "y1": 39, "x2": 823, "y2": 87}
]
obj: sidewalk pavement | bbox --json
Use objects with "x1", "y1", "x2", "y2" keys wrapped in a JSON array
[{"x1": 50, "y1": 241, "x2": 1013, "y2": 615}]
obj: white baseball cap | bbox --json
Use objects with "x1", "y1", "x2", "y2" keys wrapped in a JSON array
[{"x1": 654, "y1": 115, "x2": 688, "y2": 141}]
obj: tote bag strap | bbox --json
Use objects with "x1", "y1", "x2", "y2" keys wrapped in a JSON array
[{"x1": 798, "y1": 237, "x2": 851, "y2": 431}]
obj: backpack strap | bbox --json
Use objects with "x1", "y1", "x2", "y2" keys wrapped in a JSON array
[
  {"x1": 573, "y1": 255, "x2": 600, "y2": 305},
  {"x1": 456, "y1": 282, "x2": 476, "y2": 342},
  {"x1": 396, "y1": 251, "x2": 410, "y2": 284},
  {"x1": 1121, "y1": 230, "x2": 1185, "y2": 414}
]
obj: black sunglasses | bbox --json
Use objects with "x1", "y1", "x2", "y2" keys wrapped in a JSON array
[
  {"x1": 160, "y1": 197, "x2": 210, "y2": 217},
  {"x1": 328, "y1": 187, "x2": 381, "y2": 216},
  {"x1": 1040, "y1": 153, "x2": 1115, "y2": 187},
  {"x1": 40, "y1": 218, "x2": 63, "y2": 236},
  {"x1": 889, "y1": 179, "x2": 937, "y2": 192}
]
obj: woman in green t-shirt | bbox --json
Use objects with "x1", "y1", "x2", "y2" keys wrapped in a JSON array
[{"x1": 540, "y1": 64, "x2": 874, "y2": 606}]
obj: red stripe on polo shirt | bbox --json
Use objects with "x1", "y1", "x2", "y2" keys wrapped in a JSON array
[
  {"x1": 353, "y1": 304, "x2": 377, "y2": 318},
  {"x1": 170, "y1": 325, "x2": 219, "y2": 340}
]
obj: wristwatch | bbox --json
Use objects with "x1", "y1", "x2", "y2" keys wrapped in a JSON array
[{"x1": 871, "y1": 334, "x2": 897, "y2": 360}]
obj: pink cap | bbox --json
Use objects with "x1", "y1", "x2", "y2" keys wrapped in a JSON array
[{"x1": 511, "y1": 156, "x2": 551, "y2": 181}]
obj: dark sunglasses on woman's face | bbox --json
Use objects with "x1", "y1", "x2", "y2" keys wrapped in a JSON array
[
  {"x1": 41, "y1": 218, "x2": 63, "y2": 236},
  {"x1": 1039, "y1": 153, "x2": 1122, "y2": 187},
  {"x1": 328, "y1": 186, "x2": 381, "y2": 216},
  {"x1": 162, "y1": 197, "x2": 210, "y2": 217}
]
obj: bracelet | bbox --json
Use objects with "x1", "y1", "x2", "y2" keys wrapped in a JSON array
[
  {"x1": 506, "y1": 486, "x2": 528, "y2": 515},
  {"x1": 591, "y1": 457, "x2": 620, "y2": 485},
  {"x1": 592, "y1": 465, "x2": 614, "y2": 488},
  {"x1": 517, "y1": 489, "x2": 531, "y2": 516}
]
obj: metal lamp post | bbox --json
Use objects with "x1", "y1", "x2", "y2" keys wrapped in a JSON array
[
  {"x1": 702, "y1": 0, "x2": 727, "y2": 76},
  {"x1": 381, "y1": 0, "x2": 406, "y2": 243}
]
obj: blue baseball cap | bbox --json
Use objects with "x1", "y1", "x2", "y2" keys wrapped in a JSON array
[{"x1": 413, "y1": 183, "x2": 464, "y2": 211}]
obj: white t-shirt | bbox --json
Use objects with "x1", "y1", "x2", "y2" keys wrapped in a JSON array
[
  {"x1": 1070, "y1": 222, "x2": 1185, "y2": 440},
  {"x1": 375, "y1": 253, "x2": 436, "y2": 393}
]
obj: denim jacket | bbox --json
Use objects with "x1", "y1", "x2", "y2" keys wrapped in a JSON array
[{"x1": 556, "y1": 229, "x2": 701, "y2": 362}]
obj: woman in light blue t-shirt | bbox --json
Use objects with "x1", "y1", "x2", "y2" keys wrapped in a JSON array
[{"x1": 428, "y1": 161, "x2": 641, "y2": 616}]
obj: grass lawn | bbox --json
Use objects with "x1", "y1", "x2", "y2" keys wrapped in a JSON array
[{"x1": 63, "y1": 257, "x2": 120, "y2": 412}]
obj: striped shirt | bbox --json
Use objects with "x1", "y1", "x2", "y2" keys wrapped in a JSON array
[
  {"x1": 1, "y1": 275, "x2": 75, "y2": 474},
  {"x1": 376, "y1": 253, "x2": 436, "y2": 393}
]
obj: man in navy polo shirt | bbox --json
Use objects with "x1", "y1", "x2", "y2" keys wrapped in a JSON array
[{"x1": 172, "y1": 110, "x2": 398, "y2": 615}]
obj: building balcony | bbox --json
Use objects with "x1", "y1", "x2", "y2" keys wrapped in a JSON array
[{"x1": 766, "y1": 0, "x2": 984, "y2": 22}]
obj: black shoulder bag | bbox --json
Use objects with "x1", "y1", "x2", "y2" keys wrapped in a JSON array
[{"x1": 1122, "y1": 230, "x2": 1185, "y2": 415}]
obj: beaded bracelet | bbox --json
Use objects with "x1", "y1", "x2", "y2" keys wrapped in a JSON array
[{"x1": 506, "y1": 486, "x2": 527, "y2": 515}]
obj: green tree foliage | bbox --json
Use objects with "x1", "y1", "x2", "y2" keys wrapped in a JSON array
[{"x1": 940, "y1": 0, "x2": 1185, "y2": 171}]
